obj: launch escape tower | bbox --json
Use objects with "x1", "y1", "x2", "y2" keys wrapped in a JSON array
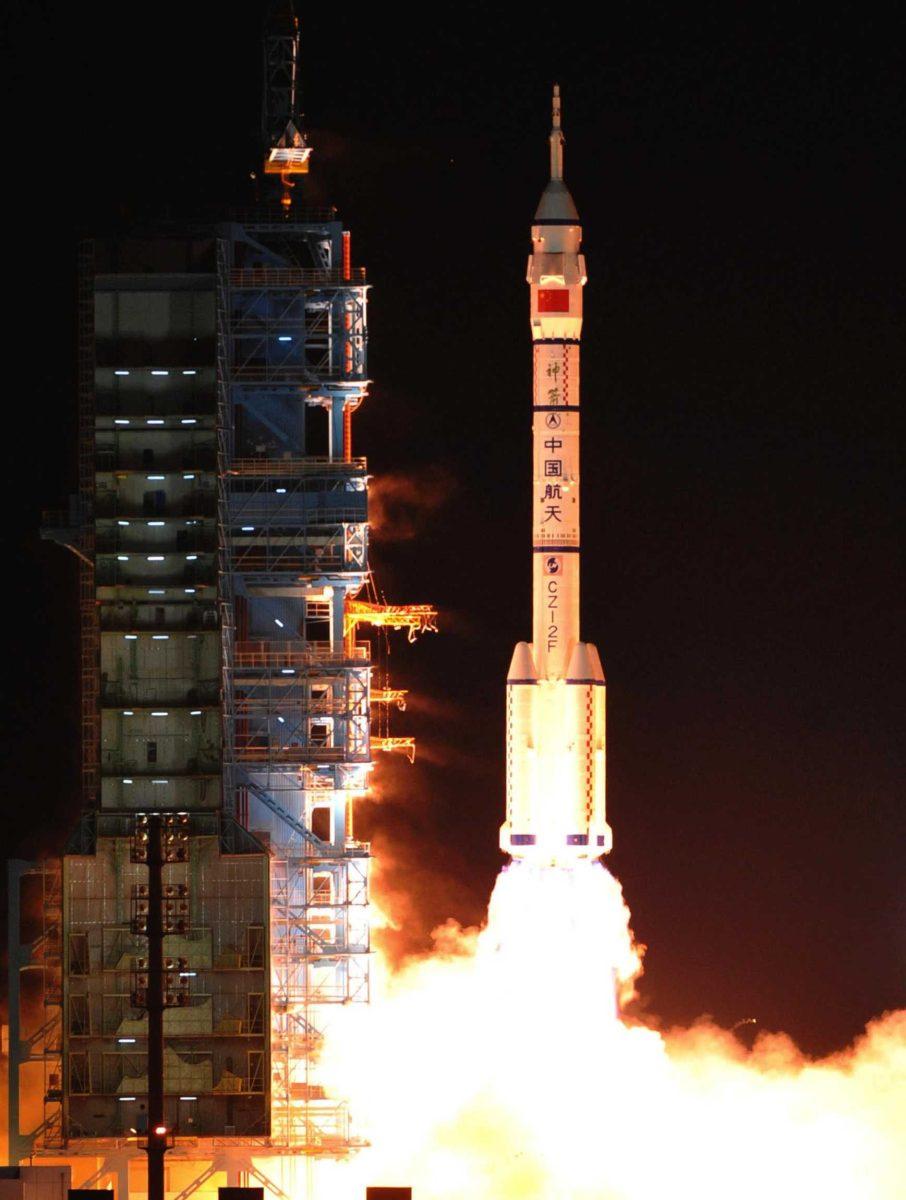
[{"x1": 9, "y1": 11, "x2": 435, "y2": 1195}]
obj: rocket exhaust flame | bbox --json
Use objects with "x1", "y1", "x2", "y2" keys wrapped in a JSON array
[
  {"x1": 318, "y1": 859, "x2": 905, "y2": 1200},
  {"x1": 309, "y1": 88, "x2": 906, "y2": 1200}
]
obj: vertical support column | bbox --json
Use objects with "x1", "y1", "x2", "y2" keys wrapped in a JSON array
[
  {"x1": 342, "y1": 231, "x2": 354, "y2": 460},
  {"x1": 119, "y1": 1158, "x2": 131, "y2": 1200},
  {"x1": 329, "y1": 398, "x2": 346, "y2": 463},
  {"x1": 145, "y1": 817, "x2": 167, "y2": 1200},
  {"x1": 6, "y1": 861, "x2": 29, "y2": 1164},
  {"x1": 342, "y1": 405, "x2": 352, "y2": 462},
  {"x1": 78, "y1": 241, "x2": 99, "y2": 809},
  {"x1": 216, "y1": 236, "x2": 236, "y2": 818}
]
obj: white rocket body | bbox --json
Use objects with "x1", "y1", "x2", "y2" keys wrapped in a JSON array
[{"x1": 501, "y1": 87, "x2": 612, "y2": 865}]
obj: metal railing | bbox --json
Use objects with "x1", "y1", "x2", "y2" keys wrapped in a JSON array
[
  {"x1": 234, "y1": 746, "x2": 352, "y2": 764},
  {"x1": 228, "y1": 457, "x2": 366, "y2": 476},
  {"x1": 229, "y1": 365, "x2": 365, "y2": 383},
  {"x1": 231, "y1": 268, "x2": 366, "y2": 287},
  {"x1": 228, "y1": 205, "x2": 338, "y2": 225},
  {"x1": 227, "y1": 508, "x2": 365, "y2": 526},
  {"x1": 229, "y1": 549, "x2": 345, "y2": 573},
  {"x1": 234, "y1": 641, "x2": 370, "y2": 668}
]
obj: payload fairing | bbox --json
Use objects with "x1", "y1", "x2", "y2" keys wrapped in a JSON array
[{"x1": 500, "y1": 86, "x2": 613, "y2": 865}]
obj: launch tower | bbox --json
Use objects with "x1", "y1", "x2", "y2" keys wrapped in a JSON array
[{"x1": 8, "y1": 10, "x2": 434, "y2": 1197}]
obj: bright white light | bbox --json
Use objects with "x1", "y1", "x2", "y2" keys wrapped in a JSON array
[
  {"x1": 147, "y1": 521, "x2": 165, "y2": 526},
  {"x1": 151, "y1": 712, "x2": 169, "y2": 717},
  {"x1": 181, "y1": 419, "x2": 197, "y2": 425},
  {"x1": 277, "y1": 716, "x2": 286, "y2": 724},
  {"x1": 147, "y1": 556, "x2": 164, "y2": 562},
  {"x1": 146, "y1": 475, "x2": 165, "y2": 481},
  {"x1": 147, "y1": 589, "x2": 165, "y2": 596},
  {"x1": 190, "y1": 710, "x2": 202, "y2": 716},
  {"x1": 124, "y1": 635, "x2": 137, "y2": 641},
  {"x1": 117, "y1": 520, "x2": 130, "y2": 526},
  {"x1": 114, "y1": 370, "x2": 130, "y2": 377},
  {"x1": 274, "y1": 618, "x2": 284, "y2": 627},
  {"x1": 185, "y1": 555, "x2": 198, "y2": 561},
  {"x1": 183, "y1": 474, "x2": 195, "y2": 480},
  {"x1": 151, "y1": 779, "x2": 169, "y2": 785},
  {"x1": 281, "y1": 669, "x2": 295, "y2": 675},
  {"x1": 152, "y1": 635, "x2": 169, "y2": 640},
  {"x1": 115, "y1": 418, "x2": 130, "y2": 425},
  {"x1": 117, "y1": 1037, "x2": 137, "y2": 1044},
  {"x1": 184, "y1": 588, "x2": 196, "y2": 594},
  {"x1": 117, "y1": 555, "x2": 130, "y2": 561},
  {"x1": 278, "y1": 335, "x2": 292, "y2": 342},
  {"x1": 118, "y1": 1096, "x2": 136, "y2": 1101},
  {"x1": 178, "y1": 971, "x2": 197, "y2": 978},
  {"x1": 182, "y1": 370, "x2": 196, "y2": 376},
  {"x1": 242, "y1": 526, "x2": 255, "y2": 531},
  {"x1": 276, "y1": 487, "x2": 287, "y2": 494},
  {"x1": 123, "y1": 779, "x2": 133, "y2": 785},
  {"x1": 151, "y1": 370, "x2": 169, "y2": 376},
  {"x1": 147, "y1": 419, "x2": 164, "y2": 425},
  {"x1": 179, "y1": 1096, "x2": 197, "y2": 1101},
  {"x1": 122, "y1": 711, "x2": 134, "y2": 716}
]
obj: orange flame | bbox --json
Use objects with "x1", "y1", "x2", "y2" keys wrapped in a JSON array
[{"x1": 311, "y1": 860, "x2": 905, "y2": 1200}]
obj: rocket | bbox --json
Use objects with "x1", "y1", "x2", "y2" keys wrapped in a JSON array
[{"x1": 500, "y1": 86, "x2": 613, "y2": 865}]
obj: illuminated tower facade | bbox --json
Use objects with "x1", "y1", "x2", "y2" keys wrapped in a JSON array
[{"x1": 8, "y1": 11, "x2": 434, "y2": 1197}]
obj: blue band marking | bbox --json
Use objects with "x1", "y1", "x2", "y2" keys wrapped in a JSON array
[
  {"x1": 510, "y1": 834, "x2": 537, "y2": 846},
  {"x1": 565, "y1": 678, "x2": 605, "y2": 686},
  {"x1": 533, "y1": 545, "x2": 580, "y2": 553},
  {"x1": 507, "y1": 679, "x2": 538, "y2": 686},
  {"x1": 566, "y1": 834, "x2": 589, "y2": 846},
  {"x1": 596, "y1": 836, "x2": 609, "y2": 846}
]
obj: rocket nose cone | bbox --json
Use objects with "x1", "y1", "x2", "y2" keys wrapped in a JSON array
[
  {"x1": 534, "y1": 179, "x2": 580, "y2": 223},
  {"x1": 507, "y1": 641, "x2": 538, "y2": 683}
]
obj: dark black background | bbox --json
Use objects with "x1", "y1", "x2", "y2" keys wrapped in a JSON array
[{"x1": 2, "y1": 2, "x2": 903, "y2": 1055}]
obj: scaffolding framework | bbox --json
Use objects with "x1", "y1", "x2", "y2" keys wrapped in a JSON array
[
  {"x1": 19, "y1": 33, "x2": 435, "y2": 1193},
  {"x1": 218, "y1": 214, "x2": 377, "y2": 1158}
]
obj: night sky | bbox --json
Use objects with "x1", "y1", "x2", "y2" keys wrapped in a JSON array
[{"x1": 2, "y1": 3, "x2": 903, "y2": 1056}]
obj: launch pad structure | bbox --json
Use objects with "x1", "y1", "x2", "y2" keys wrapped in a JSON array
[{"x1": 8, "y1": 12, "x2": 435, "y2": 1200}]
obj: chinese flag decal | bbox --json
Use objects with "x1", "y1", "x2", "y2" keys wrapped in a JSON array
[{"x1": 538, "y1": 289, "x2": 570, "y2": 312}]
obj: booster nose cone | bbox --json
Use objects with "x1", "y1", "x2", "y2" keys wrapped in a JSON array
[
  {"x1": 565, "y1": 642, "x2": 601, "y2": 684},
  {"x1": 507, "y1": 641, "x2": 538, "y2": 684},
  {"x1": 587, "y1": 643, "x2": 606, "y2": 684}
]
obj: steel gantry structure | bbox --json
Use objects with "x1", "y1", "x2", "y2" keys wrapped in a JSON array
[
  {"x1": 9, "y1": 9, "x2": 437, "y2": 1199},
  {"x1": 219, "y1": 209, "x2": 378, "y2": 1156}
]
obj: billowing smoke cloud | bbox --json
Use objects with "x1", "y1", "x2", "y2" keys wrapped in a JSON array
[
  {"x1": 313, "y1": 861, "x2": 905, "y2": 1200},
  {"x1": 368, "y1": 466, "x2": 457, "y2": 543},
  {"x1": 358, "y1": 757, "x2": 493, "y2": 967}
]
